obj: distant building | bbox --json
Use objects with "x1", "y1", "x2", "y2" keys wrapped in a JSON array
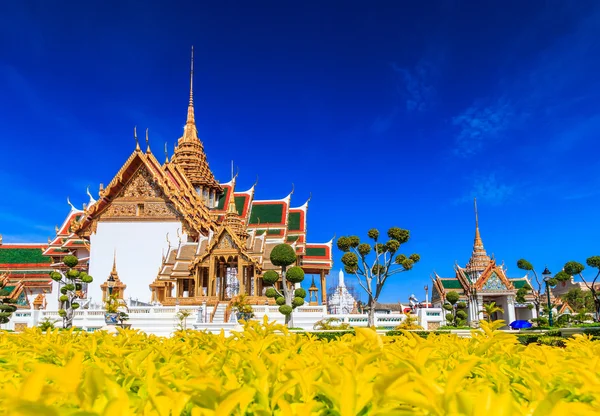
[
  {"x1": 328, "y1": 270, "x2": 356, "y2": 314},
  {"x1": 431, "y1": 200, "x2": 536, "y2": 325}
]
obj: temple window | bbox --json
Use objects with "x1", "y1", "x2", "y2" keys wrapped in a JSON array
[{"x1": 136, "y1": 203, "x2": 144, "y2": 216}]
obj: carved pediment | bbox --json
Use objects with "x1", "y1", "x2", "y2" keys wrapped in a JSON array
[
  {"x1": 98, "y1": 165, "x2": 183, "y2": 221},
  {"x1": 117, "y1": 165, "x2": 164, "y2": 200},
  {"x1": 217, "y1": 232, "x2": 238, "y2": 250}
]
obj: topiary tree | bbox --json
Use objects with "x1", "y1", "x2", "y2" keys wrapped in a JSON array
[
  {"x1": 516, "y1": 259, "x2": 543, "y2": 319},
  {"x1": 563, "y1": 257, "x2": 600, "y2": 321},
  {"x1": 0, "y1": 298, "x2": 18, "y2": 325},
  {"x1": 49, "y1": 255, "x2": 93, "y2": 329},
  {"x1": 443, "y1": 290, "x2": 467, "y2": 327},
  {"x1": 338, "y1": 227, "x2": 420, "y2": 327},
  {"x1": 262, "y1": 244, "x2": 306, "y2": 328}
]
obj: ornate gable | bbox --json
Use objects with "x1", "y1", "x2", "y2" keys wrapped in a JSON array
[
  {"x1": 475, "y1": 262, "x2": 515, "y2": 292},
  {"x1": 190, "y1": 225, "x2": 261, "y2": 270},
  {"x1": 99, "y1": 165, "x2": 180, "y2": 222},
  {"x1": 75, "y1": 148, "x2": 214, "y2": 237}
]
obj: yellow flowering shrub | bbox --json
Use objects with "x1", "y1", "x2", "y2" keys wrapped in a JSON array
[{"x1": 0, "y1": 319, "x2": 599, "y2": 415}]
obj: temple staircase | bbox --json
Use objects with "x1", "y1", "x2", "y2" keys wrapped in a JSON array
[{"x1": 211, "y1": 302, "x2": 228, "y2": 323}]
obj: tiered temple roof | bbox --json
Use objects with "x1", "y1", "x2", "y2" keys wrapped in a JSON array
[
  {"x1": 0, "y1": 240, "x2": 53, "y2": 293},
  {"x1": 431, "y1": 201, "x2": 532, "y2": 303}
]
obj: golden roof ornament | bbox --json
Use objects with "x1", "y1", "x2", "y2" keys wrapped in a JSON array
[
  {"x1": 170, "y1": 46, "x2": 222, "y2": 194},
  {"x1": 134, "y1": 126, "x2": 140, "y2": 151},
  {"x1": 145, "y1": 128, "x2": 151, "y2": 154},
  {"x1": 465, "y1": 198, "x2": 491, "y2": 275}
]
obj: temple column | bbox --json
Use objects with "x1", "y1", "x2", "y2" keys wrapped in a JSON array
[
  {"x1": 320, "y1": 270, "x2": 326, "y2": 305},
  {"x1": 506, "y1": 295, "x2": 516, "y2": 325},
  {"x1": 239, "y1": 259, "x2": 245, "y2": 295},
  {"x1": 477, "y1": 295, "x2": 484, "y2": 321},
  {"x1": 208, "y1": 258, "x2": 215, "y2": 297}
]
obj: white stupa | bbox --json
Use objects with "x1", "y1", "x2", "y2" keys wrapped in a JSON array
[{"x1": 328, "y1": 269, "x2": 357, "y2": 314}]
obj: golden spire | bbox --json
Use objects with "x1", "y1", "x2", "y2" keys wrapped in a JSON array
[
  {"x1": 187, "y1": 45, "x2": 195, "y2": 125},
  {"x1": 145, "y1": 128, "x2": 151, "y2": 153},
  {"x1": 466, "y1": 198, "x2": 491, "y2": 275},
  {"x1": 134, "y1": 126, "x2": 140, "y2": 151},
  {"x1": 164, "y1": 142, "x2": 169, "y2": 163},
  {"x1": 170, "y1": 47, "x2": 222, "y2": 196},
  {"x1": 474, "y1": 197, "x2": 482, "y2": 247},
  {"x1": 112, "y1": 249, "x2": 117, "y2": 274}
]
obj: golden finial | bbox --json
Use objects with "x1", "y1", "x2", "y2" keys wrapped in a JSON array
[
  {"x1": 145, "y1": 128, "x2": 151, "y2": 153},
  {"x1": 164, "y1": 142, "x2": 169, "y2": 163},
  {"x1": 306, "y1": 192, "x2": 312, "y2": 203},
  {"x1": 474, "y1": 197, "x2": 479, "y2": 229},
  {"x1": 185, "y1": 46, "x2": 196, "y2": 126},
  {"x1": 289, "y1": 183, "x2": 295, "y2": 196},
  {"x1": 112, "y1": 248, "x2": 117, "y2": 273},
  {"x1": 134, "y1": 126, "x2": 140, "y2": 151},
  {"x1": 47, "y1": 237, "x2": 51, "y2": 244},
  {"x1": 189, "y1": 45, "x2": 194, "y2": 107},
  {"x1": 0, "y1": 234, "x2": 2, "y2": 245},
  {"x1": 55, "y1": 224, "x2": 59, "y2": 233},
  {"x1": 253, "y1": 175, "x2": 259, "y2": 188}
]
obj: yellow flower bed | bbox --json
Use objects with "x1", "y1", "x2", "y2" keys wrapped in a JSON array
[{"x1": 0, "y1": 319, "x2": 599, "y2": 415}]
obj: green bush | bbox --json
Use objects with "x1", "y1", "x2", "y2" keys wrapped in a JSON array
[
  {"x1": 292, "y1": 297, "x2": 304, "y2": 307},
  {"x1": 262, "y1": 271, "x2": 279, "y2": 285},
  {"x1": 265, "y1": 288, "x2": 278, "y2": 298},
  {"x1": 59, "y1": 295, "x2": 68, "y2": 303},
  {"x1": 67, "y1": 269, "x2": 80, "y2": 279},
  {"x1": 538, "y1": 336, "x2": 567, "y2": 348},
  {"x1": 275, "y1": 297, "x2": 286, "y2": 306},
  {"x1": 63, "y1": 255, "x2": 79, "y2": 268},
  {"x1": 270, "y1": 244, "x2": 297, "y2": 267},
  {"x1": 278, "y1": 305, "x2": 293, "y2": 315},
  {"x1": 286, "y1": 266, "x2": 305, "y2": 284},
  {"x1": 294, "y1": 288, "x2": 307, "y2": 298}
]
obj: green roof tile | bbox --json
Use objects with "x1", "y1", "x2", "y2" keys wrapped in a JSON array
[
  {"x1": 511, "y1": 279, "x2": 529, "y2": 289},
  {"x1": 249, "y1": 204, "x2": 284, "y2": 225},
  {"x1": 440, "y1": 279, "x2": 463, "y2": 289},
  {"x1": 288, "y1": 212, "x2": 301, "y2": 231},
  {"x1": 216, "y1": 187, "x2": 231, "y2": 210},
  {"x1": 306, "y1": 247, "x2": 326, "y2": 257},
  {"x1": 0, "y1": 286, "x2": 16, "y2": 296},
  {"x1": 0, "y1": 249, "x2": 51, "y2": 264},
  {"x1": 234, "y1": 195, "x2": 247, "y2": 216}
]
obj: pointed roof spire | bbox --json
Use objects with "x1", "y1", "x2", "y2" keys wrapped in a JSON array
[
  {"x1": 474, "y1": 197, "x2": 482, "y2": 246},
  {"x1": 187, "y1": 45, "x2": 195, "y2": 126},
  {"x1": 112, "y1": 249, "x2": 117, "y2": 274},
  {"x1": 466, "y1": 198, "x2": 491, "y2": 275},
  {"x1": 134, "y1": 126, "x2": 140, "y2": 151},
  {"x1": 145, "y1": 128, "x2": 151, "y2": 153},
  {"x1": 171, "y1": 47, "x2": 222, "y2": 195}
]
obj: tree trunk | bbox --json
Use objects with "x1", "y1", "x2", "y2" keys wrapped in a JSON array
[
  {"x1": 64, "y1": 302, "x2": 74, "y2": 329},
  {"x1": 282, "y1": 269, "x2": 294, "y2": 329},
  {"x1": 367, "y1": 295, "x2": 376, "y2": 327}
]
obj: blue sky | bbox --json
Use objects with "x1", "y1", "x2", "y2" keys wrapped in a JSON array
[{"x1": 1, "y1": 1, "x2": 599, "y2": 302}]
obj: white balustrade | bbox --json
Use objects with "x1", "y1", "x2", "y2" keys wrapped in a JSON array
[{"x1": 0, "y1": 305, "x2": 445, "y2": 335}]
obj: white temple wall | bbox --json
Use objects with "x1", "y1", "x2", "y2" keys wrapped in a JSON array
[{"x1": 88, "y1": 221, "x2": 186, "y2": 305}]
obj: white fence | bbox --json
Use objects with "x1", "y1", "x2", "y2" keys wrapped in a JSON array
[{"x1": 3, "y1": 305, "x2": 445, "y2": 336}]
